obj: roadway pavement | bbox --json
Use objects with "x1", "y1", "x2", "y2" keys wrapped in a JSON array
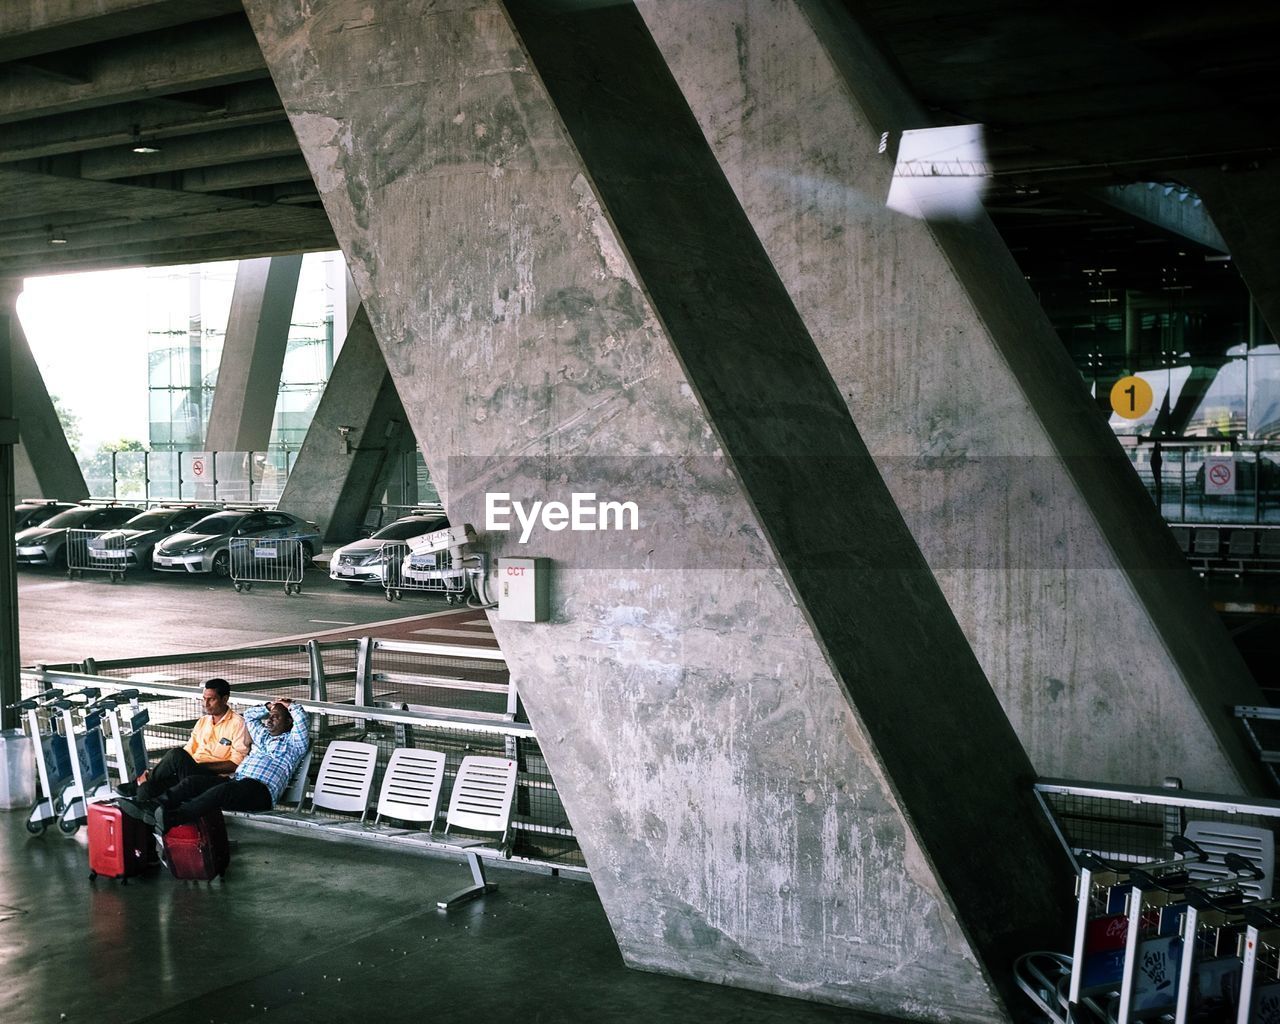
[{"x1": 16, "y1": 562, "x2": 493, "y2": 666}]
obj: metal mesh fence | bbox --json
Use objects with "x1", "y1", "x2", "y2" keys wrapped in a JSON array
[{"x1": 1035, "y1": 781, "x2": 1280, "y2": 868}]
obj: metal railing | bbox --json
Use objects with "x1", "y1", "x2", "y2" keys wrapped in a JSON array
[
  {"x1": 1033, "y1": 777, "x2": 1280, "y2": 871},
  {"x1": 22, "y1": 638, "x2": 579, "y2": 871}
]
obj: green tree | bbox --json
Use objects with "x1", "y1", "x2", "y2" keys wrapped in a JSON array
[
  {"x1": 48, "y1": 394, "x2": 82, "y2": 453},
  {"x1": 83, "y1": 438, "x2": 147, "y2": 500}
]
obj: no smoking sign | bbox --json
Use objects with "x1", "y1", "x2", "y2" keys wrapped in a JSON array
[{"x1": 1203, "y1": 455, "x2": 1236, "y2": 496}]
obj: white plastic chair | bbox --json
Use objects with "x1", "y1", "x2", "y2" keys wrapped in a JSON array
[
  {"x1": 280, "y1": 749, "x2": 313, "y2": 812},
  {"x1": 309, "y1": 741, "x2": 379, "y2": 823},
  {"x1": 437, "y1": 755, "x2": 518, "y2": 910},
  {"x1": 374, "y1": 748, "x2": 446, "y2": 828},
  {"x1": 1185, "y1": 820, "x2": 1275, "y2": 900}
]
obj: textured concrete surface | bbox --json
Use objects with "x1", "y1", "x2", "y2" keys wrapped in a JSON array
[
  {"x1": 637, "y1": 0, "x2": 1265, "y2": 792},
  {"x1": 205, "y1": 254, "x2": 303, "y2": 452},
  {"x1": 278, "y1": 304, "x2": 415, "y2": 542},
  {"x1": 244, "y1": 3, "x2": 1070, "y2": 1019}
]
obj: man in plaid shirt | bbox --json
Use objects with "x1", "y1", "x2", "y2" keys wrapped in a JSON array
[{"x1": 149, "y1": 697, "x2": 310, "y2": 832}]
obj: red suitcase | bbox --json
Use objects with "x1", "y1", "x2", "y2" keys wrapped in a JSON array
[
  {"x1": 87, "y1": 801, "x2": 155, "y2": 882},
  {"x1": 164, "y1": 808, "x2": 230, "y2": 880}
]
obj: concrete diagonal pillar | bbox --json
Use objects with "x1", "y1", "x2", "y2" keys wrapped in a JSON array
[
  {"x1": 636, "y1": 0, "x2": 1266, "y2": 791},
  {"x1": 278, "y1": 303, "x2": 413, "y2": 541},
  {"x1": 204, "y1": 254, "x2": 303, "y2": 452},
  {"x1": 1182, "y1": 165, "x2": 1280, "y2": 346},
  {"x1": 245, "y1": 3, "x2": 1070, "y2": 1019},
  {"x1": 5, "y1": 283, "x2": 87, "y2": 500}
]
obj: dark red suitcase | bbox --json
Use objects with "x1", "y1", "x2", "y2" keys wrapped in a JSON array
[
  {"x1": 164, "y1": 808, "x2": 230, "y2": 880},
  {"x1": 87, "y1": 801, "x2": 154, "y2": 882}
]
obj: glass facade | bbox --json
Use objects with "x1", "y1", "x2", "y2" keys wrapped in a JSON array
[{"x1": 146, "y1": 252, "x2": 348, "y2": 455}]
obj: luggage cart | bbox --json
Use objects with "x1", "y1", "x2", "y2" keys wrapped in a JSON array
[
  {"x1": 66, "y1": 528, "x2": 130, "y2": 582},
  {"x1": 229, "y1": 536, "x2": 306, "y2": 595},
  {"x1": 6, "y1": 688, "x2": 70, "y2": 835},
  {"x1": 1237, "y1": 905, "x2": 1280, "y2": 1024},
  {"x1": 97, "y1": 689, "x2": 149, "y2": 790},
  {"x1": 1021, "y1": 842, "x2": 1266, "y2": 1024},
  {"x1": 52, "y1": 692, "x2": 113, "y2": 835}
]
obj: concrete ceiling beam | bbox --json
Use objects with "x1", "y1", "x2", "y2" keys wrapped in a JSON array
[
  {"x1": 0, "y1": 81, "x2": 286, "y2": 162},
  {"x1": 0, "y1": 16, "x2": 268, "y2": 125},
  {"x1": 78, "y1": 121, "x2": 302, "y2": 180},
  {"x1": 0, "y1": 234, "x2": 334, "y2": 278},
  {"x1": 0, "y1": 0, "x2": 243, "y2": 63},
  {"x1": 0, "y1": 202, "x2": 331, "y2": 257},
  {"x1": 178, "y1": 156, "x2": 315, "y2": 192}
]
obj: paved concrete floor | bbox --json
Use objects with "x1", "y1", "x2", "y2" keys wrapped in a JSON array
[
  {"x1": 0, "y1": 811, "x2": 884, "y2": 1024},
  {"x1": 16, "y1": 562, "x2": 458, "y2": 665}
]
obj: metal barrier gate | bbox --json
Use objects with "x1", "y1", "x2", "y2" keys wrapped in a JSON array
[
  {"x1": 66, "y1": 528, "x2": 130, "y2": 582},
  {"x1": 383, "y1": 542, "x2": 469, "y2": 604},
  {"x1": 229, "y1": 536, "x2": 306, "y2": 595}
]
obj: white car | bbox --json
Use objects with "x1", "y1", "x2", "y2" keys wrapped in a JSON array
[{"x1": 329, "y1": 514, "x2": 448, "y2": 587}]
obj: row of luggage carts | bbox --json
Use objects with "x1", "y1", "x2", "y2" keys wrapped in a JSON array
[
  {"x1": 5, "y1": 686, "x2": 149, "y2": 836},
  {"x1": 1017, "y1": 826, "x2": 1280, "y2": 1023}
]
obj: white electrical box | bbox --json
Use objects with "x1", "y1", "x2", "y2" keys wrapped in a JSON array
[{"x1": 497, "y1": 557, "x2": 549, "y2": 622}]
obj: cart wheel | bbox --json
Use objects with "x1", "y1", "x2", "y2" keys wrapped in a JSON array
[
  {"x1": 292, "y1": 584, "x2": 301, "y2": 595},
  {"x1": 395, "y1": 590, "x2": 403, "y2": 601},
  {"x1": 25, "y1": 817, "x2": 46, "y2": 835},
  {"x1": 233, "y1": 582, "x2": 242, "y2": 592},
  {"x1": 58, "y1": 818, "x2": 80, "y2": 836},
  {"x1": 244, "y1": 582, "x2": 253, "y2": 592},
  {"x1": 88, "y1": 870, "x2": 97, "y2": 881},
  {"x1": 385, "y1": 589, "x2": 394, "y2": 602}
]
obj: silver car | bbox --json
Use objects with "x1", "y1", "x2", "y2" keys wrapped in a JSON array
[
  {"x1": 88, "y1": 504, "x2": 219, "y2": 570},
  {"x1": 329, "y1": 514, "x2": 447, "y2": 587},
  {"x1": 152, "y1": 508, "x2": 322, "y2": 577},
  {"x1": 15, "y1": 504, "x2": 143, "y2": 569}
]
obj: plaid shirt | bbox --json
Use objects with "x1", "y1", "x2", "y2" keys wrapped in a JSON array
[{"x1": 234, "y1": 703, "x2": 310, "y2": 802}]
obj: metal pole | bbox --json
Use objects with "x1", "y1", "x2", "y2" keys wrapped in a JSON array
[
  {"x1": 0, "y1": 287, "x2": 21, "y2": 730},
  {"x1": 110, "y1": 449, "x2": 118, "y2": 500}
]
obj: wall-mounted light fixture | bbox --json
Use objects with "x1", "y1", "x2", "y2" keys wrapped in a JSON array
[
  {"x1": 48, "y1": 227, "x2": 67, "y2": 245},
  {"x1": 337, "y1": 424, "x2": 355, "y2": 454}
]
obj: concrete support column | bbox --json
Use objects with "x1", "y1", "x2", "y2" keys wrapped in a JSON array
[
  {"x1": 0, "y1": 280, "x2": 19, "y2": 728},
  {"x1": 247, "y1": 3, "x2": 1069, "y2": 1019},
  {"x1": 637, "y1": 0, "x2": 1264, "y2": 790},
  {"x1": 4, "y1": 285, "x2": 87, "y2": 500},
  {"x1": 277, "y1": 305, "x2": 412, "y2": 541},
  {"x1": 204, "y1": 254, "x2": 303, "y2": 452},
  {"x1": 1182, "y1": 165, "x2": 1280, "y2": 343}
]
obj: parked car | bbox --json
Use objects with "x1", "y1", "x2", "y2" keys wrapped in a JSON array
[
  {"x1": 329, "y1": 514, "x2": 448, "y2": 587},
  {"x1": 15, "y1": 503, "x2": 144, "y2": 569},
  {"x1": 87, "y1": 504, "x2": 220, "y2": 571},
  {"x1": 14, "y1": 499, "x2": 76, "y2": 532},
  {"x1": 152, "y1": 508, "x2": 322, "y2": 577}
]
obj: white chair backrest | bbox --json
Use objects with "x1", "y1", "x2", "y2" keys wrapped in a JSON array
[
  {"x1": 375, "y1": 748, "x2": 446, "y2": 827},
  {"x1": 445, "y1": 755, "x2": 517, "y2": 841},
  {"x1": 1185, "y1": 820, "x2": 1275, "y2": 900},
  {"x1": 311, "y1": 741, "x2": 379, "y2": 818},
  {"x1": 282, "y1": 748, "x2": 313, "y2": 810}
]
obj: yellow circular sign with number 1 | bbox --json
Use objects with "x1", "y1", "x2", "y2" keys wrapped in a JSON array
[{"x1": 1110, "y1": 375, "x2": 1153, "y2": 420}]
